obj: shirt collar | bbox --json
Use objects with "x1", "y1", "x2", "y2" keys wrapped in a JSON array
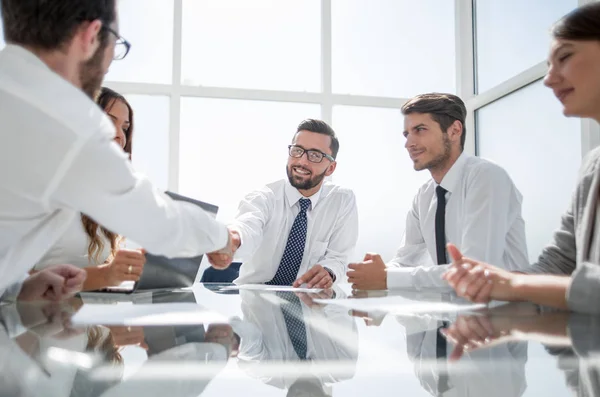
[
  {"x1": 438, "y1": 152, "x2": 470, "y2": 194},
  {"x1": 284, "y1": 180, "x2": 323, "y2": 210},
  {"x1": 3, "y1": 44, "x2": 53, "y2": 72}
]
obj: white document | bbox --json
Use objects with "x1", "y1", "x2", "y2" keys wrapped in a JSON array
[
  {"x1": 71, "y1": 303, "x2": 228, "y2": 326},
  {"x1": 219, "y1": 284, "x2": 323, "y2": 293},
  {"x1": 312, "y1": 296, "x2": 486, "y2": 314}
]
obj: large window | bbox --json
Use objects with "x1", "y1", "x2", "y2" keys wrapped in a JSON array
[
  {"x1": 181, "y1": 0, "x2": 321, "y2": 92},
  {"x1": 332, "y1": 0, "x2": 456, "y2": 98},
  {"x1": 477, "y1": 81, "x2": 581, "y2": 261},
  {"x1": 332, "y1": 106, "x2": 430, "y2": 261},
  {"x1": 178, "y1": 99, "x2": 321, "y2": 223},
  {"x1": 474, "y1": 0, "x2": 577, "y2": 93},
  {"x1": 126, "y1": 95, "x2": 170, "y2": 191},
  {"x1": 105, "y1": 0, "x2": 174, "y2": 84}
]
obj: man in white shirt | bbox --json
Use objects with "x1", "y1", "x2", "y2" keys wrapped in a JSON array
[
  {"x1": 0, "y1": 0, "x2": 234, "y2": 298},
  {"x1": 207, "y1": 120, "x2": 359, "y2": 288},
  {"x1": 347, "y1": 93, "x2": 528, "y2": 290}
]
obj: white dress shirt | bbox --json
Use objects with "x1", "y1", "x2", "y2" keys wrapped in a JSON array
[
  {"x1": 0, "y1": 45, "x2": 227, "y2": 295},
  {"x1": 231, "y1": 179, "x2": 358, "y2": 284},
  {"x1": 34, "y1": 217, "x2": 113, "y2": 270},
  {"x1": 399, "y1": 313, "x2": 528, "y2": 397},
  {"x1": 387, "y1": 153, "x2": 529, "y2": 289},
  {"x1": 232, "y1": 289, "x2": 358, "y2": 389}
]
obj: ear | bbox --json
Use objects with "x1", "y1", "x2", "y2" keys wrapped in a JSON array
[
  {"x1": 76, "y1": 20, "x2": 103, "y2": 60},
  {"x1": 448, "y1": 120, "x2": 463, "y2": 143},
  {"x1": 325, "y1": 161, "x2": 337, "y2": 176}
]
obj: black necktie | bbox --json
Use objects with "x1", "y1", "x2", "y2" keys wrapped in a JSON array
[
  {"x1": 435, "y1": 186, "x2": 448, "y2": 265},
  {"x1": 435, "y1": 185, "x2": 450, "y2": 394}
]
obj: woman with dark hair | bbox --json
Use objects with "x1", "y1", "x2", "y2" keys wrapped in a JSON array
[
  {"x1": 443, "y1": 2, "x2": 600, "y2": 314},
  {"x1": 34, "y1": 87, "x2": 145, "y2": 291}
]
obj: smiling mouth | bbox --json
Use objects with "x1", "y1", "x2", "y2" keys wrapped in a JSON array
[
  {"x1": 556, "y1": 88, "x2": 574, "y2": 103},
  {"x1": 292, "y1": 166, "x2": 311, "y2": 176},
  {"x1": 409, "y1": 150, "x2": 425, "y2": 160}
]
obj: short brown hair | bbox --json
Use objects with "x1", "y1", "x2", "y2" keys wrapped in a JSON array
[
  {"x1": 295, "y1": 119, "x2": 339, "y2": 159},
  {"x1": 1, "y1": 0, "x2": 116, "y2": 50},
  {"x1": 401, "y1": 93, "x2": 467, "y2": 150}
]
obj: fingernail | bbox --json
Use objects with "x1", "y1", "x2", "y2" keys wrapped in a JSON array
[
  {"x1": 484, "y1": 337, "x2": 491, "y2": 343},
  {"x1": 461, "y1": 264, "x2": 471, "y2": 270},
  {"x1": 460, "y1": 287, "x2": 467, "y2": 294},
  {"x1": 483, "y1": 269, "x2": 490, "y2": 277}
]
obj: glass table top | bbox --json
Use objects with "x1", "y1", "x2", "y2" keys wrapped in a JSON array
[{"x1": 1, "y1": 283, "x2": 598, "y2": 397}]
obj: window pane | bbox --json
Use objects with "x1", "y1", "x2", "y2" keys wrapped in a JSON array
[
  {"x1": 125, "y1": 95, "x2": 170, "y2": 191},
  {"x1": 0, "y1": 15, "x2": 4, "y2": 50},
  {"x1": 477, "y1": 81, "x2": 581, "y2": 262},
  {"x1": 105, "y1": 0, "x2": 173, "y2": 84},
  {"x1": 332, "y1": 106, "x2": 430, "y2": 262},
  {"x1": 475, "y1": 0, "x2": 577, "y2": 92},
  {"x1": 181, "y1": 0, "x2": 321, "y2": 92},
  {"x1": 179, "y1": 98, "x2": 320, "y2": 224},
  {"x1": 332, "y1": 0, "x2": 455, "y2": 98}
]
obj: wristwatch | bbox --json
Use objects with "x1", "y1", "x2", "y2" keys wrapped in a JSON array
[{"x1": 323, "y1": 267, "x2": 336, "y2": 282}]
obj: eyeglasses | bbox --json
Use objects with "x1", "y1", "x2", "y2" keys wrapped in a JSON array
[
  {"x1": 103, "y1": 26, "x2": 131, "y2": 61},
  {"x1": 288, "y1": 145, "x2": 335, "y2": 163}
]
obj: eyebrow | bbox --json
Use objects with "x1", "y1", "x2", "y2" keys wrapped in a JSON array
[
  {"x1": 107, "y1": 114, "x2": 130, "y2": 125},
  {"x1": 403, "y1": 123, "x2": 426, "y2": 135},
  {"x1": 294, "y1": 144, "x2": 327, "y2": 154},
  {"x1": 548, "y1": 43, "x2": 575, "y2": 64}
]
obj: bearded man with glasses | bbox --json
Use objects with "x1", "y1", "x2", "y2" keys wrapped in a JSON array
[{"x1": 207, "y1": 119, "x2": 358, "y2": 289}]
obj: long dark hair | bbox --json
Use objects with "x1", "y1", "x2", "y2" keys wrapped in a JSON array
[
  {"x1": 552, "y1": 2, "x2": 600, "y2": 41},
  {"x1": 81, "y1": 87, "x2": 134, "y2": 264},
  {"x1": 96, "y1": 87, "x2": 135, "y2": 158}
]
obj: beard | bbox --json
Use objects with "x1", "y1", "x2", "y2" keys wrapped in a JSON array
[
  {"x1": 79, "y1": 44, "x2": 106, "y2": 99},
  {"x1": 287, "y1": 165, "x2": 328, "y2": 191},
  {"x1": 414, "y1": 133, "x2": 452, "y2": 172}
]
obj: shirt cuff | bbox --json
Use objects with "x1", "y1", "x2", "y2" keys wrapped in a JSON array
[
  {"x1": 566, "y1": 262, "x2": 600, "y2": 314},
  {"x1": 385, "y1": 267, "x2": 417, "y2": 289},
  {"x1": 0, "y1": 278, "x2": 26, "y2": 303}
]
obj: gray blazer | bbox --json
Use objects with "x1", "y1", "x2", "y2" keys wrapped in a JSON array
[{"x1": 528, "y1": 146, "x2": 600, "y2": 313}]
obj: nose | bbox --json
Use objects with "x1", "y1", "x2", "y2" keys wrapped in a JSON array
[
  {"x1": 405, "y1": 134, "x2": 415, "y2": 149},
  {"x1": 543, "y1": 63, "x2": 559, "y2": 88},
  {"x1": 114, "y1": 130, "x2": 126, "y2": 149}
]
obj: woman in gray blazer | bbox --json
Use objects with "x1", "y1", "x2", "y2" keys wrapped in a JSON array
[{"x1": 443, "y1": 2, "x2": 600, "y2": 314}]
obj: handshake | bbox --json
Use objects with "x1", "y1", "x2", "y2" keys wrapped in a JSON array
[{"x1": 207, "y1": 227, "x2": 241, "y2": 269}]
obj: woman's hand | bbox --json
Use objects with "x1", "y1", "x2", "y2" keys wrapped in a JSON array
[{"x1": 102, "y1": 249, "x2": 146, "y2": 286}]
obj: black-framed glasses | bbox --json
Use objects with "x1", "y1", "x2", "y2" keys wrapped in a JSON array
[
  {"x1": 103, "y1": 26, "x2": 131, "y2": 61},
  {"x1": 288, "y1": 145, "x2": 335, "y2": 163}
]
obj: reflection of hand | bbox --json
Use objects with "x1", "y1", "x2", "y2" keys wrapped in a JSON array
[
  {"x1": 109, "y1": 326, "x2": 149, "y2": 350},
  {"x1": 18, "y1": 300, "x2": 83, "y2": 338},
  {"x1": 102, "y1": 249, "x2": 146, "y2": 286},
  {"x1": 441, "y1": 303, "x2": 570, "y2": 361},
  {"x1": 347, "y1": 253, "x2": 387, "y2": 290},
  {"x1": 293, "y1": 265, "x2": 333, "y2": 289},
  {"x1": 205, "y1": 324, "x2": 237, "y2": 355},
  {"x1": 349, "y1": 309, "x2": 386, "y2": 327},
  {"x1": 295, "y1": 289, "x2": 334, "y2": 309},
  {"x1": 19, "y1": 264, "x2": 86, "y2": 301},
  {"x1": 207, "y1": 228, "x2": 240, "y2": 269}
]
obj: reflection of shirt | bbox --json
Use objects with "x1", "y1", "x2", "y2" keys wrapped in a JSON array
[
  {"x1": 0, "y1": 44, "x2": 228, "y2": 295},
  {"x1": 232, "y1": 290, "x2": 359, "y2": 389},
  {"x1": 387, "y1": 153, "x2": 529, "y2": 289},
  {"x1": 232, "y1": 180, "x2": 358, "y2": 284},
  {"x1": 398, "y1": 315, "x2": 528, "y2": 397}
]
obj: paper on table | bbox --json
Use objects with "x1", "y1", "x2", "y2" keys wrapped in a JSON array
[
  {"x1": 219, "y1": 284, "x2": 323, "y2": 293},
  {"x1": 312, "y1": 296, "x2": 486, "y2": 314},
  {"x1": 71, "y1": 303, "x2": 228, "y2": 326}
]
